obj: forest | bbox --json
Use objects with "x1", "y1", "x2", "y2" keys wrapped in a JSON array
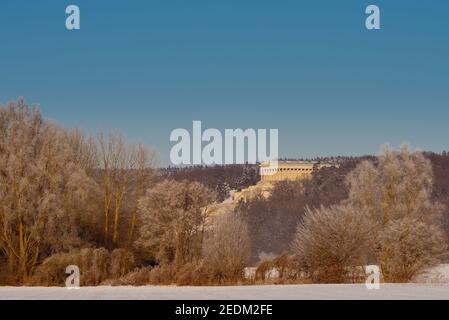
[{"x1": 0, "y1": 99, "x2": 448, "y2": 285}]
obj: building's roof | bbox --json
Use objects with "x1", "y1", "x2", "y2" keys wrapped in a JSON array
[{"x1": 260, "y1": 160, "x2": 336, "y2": 167}]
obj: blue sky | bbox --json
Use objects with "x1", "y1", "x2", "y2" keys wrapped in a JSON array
[{"x1": 1, "y1": 1, "x2": 448, "y2": 164}]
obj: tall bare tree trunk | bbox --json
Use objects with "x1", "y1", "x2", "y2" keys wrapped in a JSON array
[
  {"x1": 104, "y1": 187, "x2": 111, "y2": 244},
  {"x1": 113, "y1": 194, "x2": 124, "y2": 244}
]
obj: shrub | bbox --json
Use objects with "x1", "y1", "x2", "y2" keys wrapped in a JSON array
[
  {"x1": 255, "y1": 260, "x2": 273, "y2": 282},
  {"x1": 203, "y1": 213, "x2": 251, "y2": 283},
  {"x1": 31, "y1": 248, "x2": 135, "y2": 286},
  {"x1": 272, "y1": 253, "x2": 294, "y2": 279},
  {"x1": 110, "y1": 249, "x2": 135, "y2": 278},
  {"x1": 378, "y1": 218, "x2": 447, "y2": 282},
  {"x1": 90, "y1": 248, "x2": 110, "y2": 285},
  {"x1": 0, "y1": 262, "x2": 17, "y2": 285},
  {"x1": 31, "y1": 249, "x2": 90, "y2": 286},
  {"x1": 147, "y1": 264, "x2": 177, "y2": 285},
  {"x1": 115, "y1": 267, "x2": 152, "y2": 286},
  {"x1": 292, "y1": 204, "x2": 372, "y2": 283},
  {"x1": 174, "y1": 262, "x2": 214, "y2": 286},
  {"x1": 254, "y1": 253, "x2": 299, "y2": 283}
]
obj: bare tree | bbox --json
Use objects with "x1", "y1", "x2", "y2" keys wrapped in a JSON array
[
  {"x1": 127, "y1": 144, "x2": 157, "y2": 246},
  {"x1": 66, "y1": 128, "x2": 97, "y2": 172},
  {"x1": 97, "y1": 131, "x2": 114, "y2": 245},
  {"x1": 96, "y1": 131, "x2": 156, "y2": 246}
]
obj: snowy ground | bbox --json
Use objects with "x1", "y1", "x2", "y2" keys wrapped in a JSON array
[
  {"x1": 1, "y1": 284, "x2": 449, "y2": 300},
  {"x1": 2, "y1": 264, "x2": 449, "y2": 300}
]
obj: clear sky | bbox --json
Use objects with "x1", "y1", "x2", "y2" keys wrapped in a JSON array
[{"x1": 1, "y1": 1, "x2": 448, "y2": 164}]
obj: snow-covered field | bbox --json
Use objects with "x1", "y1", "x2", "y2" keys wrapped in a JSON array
[
  {"x1": 1, "y1": 284, "x2": 449, "y2": 300},
  {"x1": 1, "y1": 264, "x2": 449, "y2": 300}
]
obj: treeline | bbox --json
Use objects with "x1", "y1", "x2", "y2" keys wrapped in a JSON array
[
  {"x1": 1, "y1": 98, "x2": 448, "y2": 285},
  {"x1": 238, "y1": 148, "x2": 449, "y2": 283},
  {"x1": 0, "y1": 99, "x2": 249, "y2": 286},
  {"x1": 160, "y1": 164, "x2": 259, "y2": 201}
]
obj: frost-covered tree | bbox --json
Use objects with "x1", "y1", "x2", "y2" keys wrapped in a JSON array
[
  {"x1": 136, "y1": 180, "x2": 215, "y2": 266},
  {"x1": 378, "y1": 218, "x2": 446, "y2": 282},
  {"x1": 346, "y1": 145, "x2": 443, "y2": 226},
  {"x1": 291, "y1": 145, "x2": 447, "y2": 283},
  {"x1": 0, "y1": 99, "x2": 97, "y2": 282},
  {"x1": 345, "y1": 145, "x2": 447, "y2": 281},
  {"x1": 203, "y1": 213, "x2": 250, "y2": 282},
  {"x1": 291, "y1": 204, "x2": 372, "y2": 283}
]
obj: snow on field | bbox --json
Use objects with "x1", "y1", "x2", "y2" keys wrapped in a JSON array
[
  {"x1": 413, "y1": 264, "x2": 449, "y2": 283},
  {"x1": 1, "y1": 284, "x2": 449, "y2": 300},
  {"x1": 1, "y1": 264, "x2": 449, "y2": 300}
]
